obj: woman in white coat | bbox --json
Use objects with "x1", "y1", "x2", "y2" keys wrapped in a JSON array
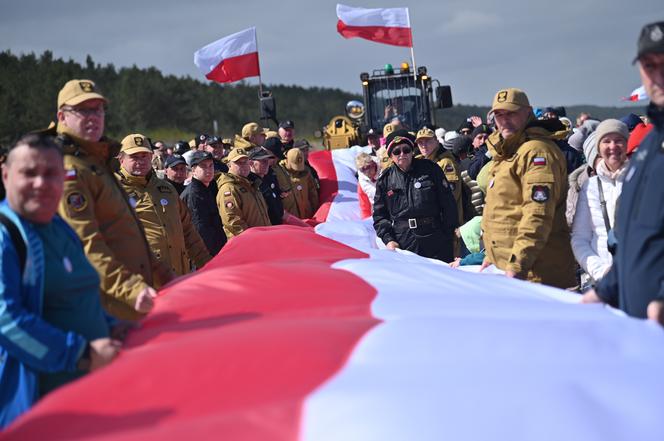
[{"x1": 571, "y1": 119, "x2": 630, "y2": 283}]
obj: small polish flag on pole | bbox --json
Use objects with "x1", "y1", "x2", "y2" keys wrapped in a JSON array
[
  {"x1": 194, "y1": 27, "x2": 260, "y2": 84},
  {"x1": 336, "y1": 4, "x2": 413, "y2": 48},
  {"x1": 623, "y1": 85, "x2": 648, "y2": 102}
]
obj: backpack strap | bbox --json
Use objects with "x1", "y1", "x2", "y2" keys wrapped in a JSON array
[
  {"x1": 0, "y1": 212, "x2": 27, "y2": 275},
  {"x1": 596, "y1": 178, "x2": 612, "y2": 234}
]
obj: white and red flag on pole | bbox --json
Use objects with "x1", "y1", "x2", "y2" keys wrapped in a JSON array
[
  {"x1": 336, "y1": 4, "x2": 413, "y2": 48},
  {"x1": 623, "y1": 85, "x2": 648, "y2": 102},
  {"x1": 194, "y1": 27, "x2": 260, "y2": 83}
]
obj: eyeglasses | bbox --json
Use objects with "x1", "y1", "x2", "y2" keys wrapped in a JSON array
[
  {"x1": 391, "y1": 146, "x2": 413, "y2": 156},
  {"x1": 61, "y1": 106, "x2": 105, "y2": 117}
]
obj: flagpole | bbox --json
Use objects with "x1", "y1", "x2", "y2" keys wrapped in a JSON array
[
  {"x1": 254, "y1": 27, "x2": 264, "y2": 97},
  {"x1": 406, "y1": 8, "x2": 416, "y2": 81}
]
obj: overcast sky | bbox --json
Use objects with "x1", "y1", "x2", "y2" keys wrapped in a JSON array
[{"x1": 1, "y1": 0, "x2": 661, "y2": 106}]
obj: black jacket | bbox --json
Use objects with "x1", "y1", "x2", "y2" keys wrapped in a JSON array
[
  {"x1": 165, "y1": 178, "x2": 185, "y2": 195},
  {"x1": 250, "y1": 170, "x2": 284, "y2": 225},
  {"x1": 180, "y1": 178, "x2": 226, "y2": 255},
  {"x1": 467, "y1": 144, "x2": 491, "y2": 180},
  {"x1": 373, "y1": 158, "x2": 458, "y2": 262},
  {"x1": 596, "y1": 103, "x2": 664, "y2": 318}
]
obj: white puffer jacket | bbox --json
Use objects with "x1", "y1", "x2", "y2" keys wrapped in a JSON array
[{"x1": 571, "y1": 159, "x2": 628, "y2": 281}]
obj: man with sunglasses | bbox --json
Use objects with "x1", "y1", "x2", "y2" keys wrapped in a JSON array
[
  {"x1": 49, "y1": 79, "x2": 173, "y2": 321},
  {"x1": 373, "y1": 130, "x2": 459, "y2": 262}
]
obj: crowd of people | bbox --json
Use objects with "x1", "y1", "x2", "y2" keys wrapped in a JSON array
[{"x1": 0, "y1": 20, "x2": 662, "y2": 429}]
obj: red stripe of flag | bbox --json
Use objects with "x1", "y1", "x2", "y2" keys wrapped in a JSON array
[
  {"x1": 336, "y1": 20, "x2": 413, "y2": 47},
  {"x1": 205, "y1": 51, "x2": 260, "y2": 84},
  {"x1": 3, "y1": 227, "x2": 380, "y2": 441}
]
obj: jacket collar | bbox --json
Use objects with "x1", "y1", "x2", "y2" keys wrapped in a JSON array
[
  {"x1": 647, "y1": 102, "x2": 664, "y2": 129},
  {"x1": 56, "y1": 123, "x2": 120, "y2": 161}
]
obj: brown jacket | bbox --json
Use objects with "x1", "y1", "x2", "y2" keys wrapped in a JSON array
[
  {"x1": 217, "y1": 172, "x2": 271, "y2": 238},
  {"x1": 279, "y1": 154, "x2": 319, "y2": 219},
  {"x1": 417, "y1": 146, "x2": 463, "y2": 225},
  {"x1": 481, "y1": 120, "x2": 576, "y2": 288},
  {"x1": 56, "y1": 125, "x2": 171, "y2": 320},
  {"x1": 116, "y1": 169, "x2": 211, "y2": 275}
]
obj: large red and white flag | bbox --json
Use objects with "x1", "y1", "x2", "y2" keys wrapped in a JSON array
[
  {"x1": 4, "y1": 148, "x2": 664, "y2": 440},
  {"x1": 623, "y1": 85, "x2": 648, "y2": 101},
  {"x1": 194, "y1": 27, "x2": 260, "y2": 83},
  {"x1": 336, "y1": 4, "x2": 413, "y2": 48}
]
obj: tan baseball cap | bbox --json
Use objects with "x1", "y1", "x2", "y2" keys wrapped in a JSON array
[
  {"x1": 383, "y1": 123, "x2": 396, "y2": 138},
  {"x1": 415, "y1": 127, "x2": 435, "y2": 141},
  {"x1": 490, "y1": 88, "x2": 531, "y2": 113},
  {"x1": 241, "y1": 122, "x2": 268, "y2": 139},
  {"x1": 58, "y1": 79, "x2": 107, "y2": 109},
  {"x1": 225, "y1": 147, "x2": 250, "y2": 163},
  {"x1": 120, "y1": 134, "x2": 153, "y2": 155}
]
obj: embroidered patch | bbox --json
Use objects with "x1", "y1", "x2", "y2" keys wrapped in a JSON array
[
  {"x1": 225, "y1": 201, "x2": 234, "y2": 209},
  {"x1": 158, "y1": 185, "x2": 172, "y2": 193},
  {"x1": 65, "y1": 169, "x2": 77, "y2": 181},
  {"x1": 531, "y1": 185, "x2": 550, "y2": 203},
  {"x1": 444, "y1": 164, "x2": 454, "y2": 173},
  {"x1": 224, "y1": 191, "x2": 231, "y2": 196},
  {"x1": 66, "y1": 191, "x2": 88, "y2": 212},
  {"x1": 532, "y1": 157, "x2": 547, "y2": 166}
]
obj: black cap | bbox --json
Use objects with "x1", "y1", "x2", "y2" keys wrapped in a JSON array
[
  {"x1": 264, "y1": 137, "x2": 285, "y2": 160},
  {"x1": 195, "y1": 134, "x2": 210, "y2": 147},
  {"x1": 471, "y1": 124, "x2": 492, "y2": 139},
  {"x1": 635, "y1": 21, "x2": 664, "y2": 63},
  {"x1": 279, "y1": 120, "x2": 294, "y2": 129},
  {"x1": 187, "y1": 151, "x2": 213, "y2": 168},
  {"x1": 249, "y1": 146, "x2": 275, "y2": 160},
  {"x1": 173, "y1": 141, "x2": 189, "y2": 156},
  {"x1": 457, "y1": 120, "x2": 473, "y2": 133},
  {"x1": 207, "y1": 136, "x2": 222, "y2": 146},
  {"x1": 450, "y1": 135, "x2": 473, "y2": 157},
  {"x1": 164, "y1": 155, "x2": 186, "y2": 169},
  {"x1": 385, "y1": 129, "x2": 416, "y2": 155}
]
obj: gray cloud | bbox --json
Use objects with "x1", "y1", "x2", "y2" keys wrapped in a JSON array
[{"x1": 1, "y1": 0, "x2": 661, "y2": 106}]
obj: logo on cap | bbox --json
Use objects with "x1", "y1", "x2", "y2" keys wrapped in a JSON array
[
  {"x1": 134, "y1": 136, "x2": 144, "y2": 146},
  {"x1": 497, "y1": 91, "x2": 508, "y2": 102},
  {"x1": 651, "y1": 25, "x2": 663, "y2": 42},
  {"x1": 79, "y1": 81, "x2": 94, "y2": 92}
]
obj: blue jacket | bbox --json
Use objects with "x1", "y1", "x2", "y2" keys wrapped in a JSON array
[
  {"x1": 596, "y1": 103, "x2": 664, "y2": 317},
  {"x1": 0, "y1": 201, "x2": 86, "y2": 428}
]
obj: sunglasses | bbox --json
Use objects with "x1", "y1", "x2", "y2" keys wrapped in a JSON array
[{"x1": 391, "y1": 146, "x2": 413, "y2": 156}]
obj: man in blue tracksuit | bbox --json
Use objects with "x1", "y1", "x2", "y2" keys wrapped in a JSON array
[
  {"x1": 583, "y1": 21, "x2": 664, "y2": 325},
  {"x1": 0, "y1": 134, "x2": 120, "y2": 428}
]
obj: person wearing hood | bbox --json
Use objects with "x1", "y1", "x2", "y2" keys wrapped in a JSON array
[
  {"x1": 116, "y1": 134, "x2": 211, "y2": 276},
  {"x1": 566, "y1": 131, "x2": 601, "y2": 226},
  {"x1": 571, "y1": 120, "x2": 629, "y2": 284},
  {"x1": 582, "y1": 21, "x2": 664, "y2": 326},
  {"x1": 217, "y1": 147, "x2": 271, "y2": 238},
  {"x1": 480, "y1": 88, "x2": 576, "y2": 288},
  {"x1": 278, "y1": 147, "x2": 319, "y2": 219}
]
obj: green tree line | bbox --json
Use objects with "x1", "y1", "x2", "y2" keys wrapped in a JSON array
[{"x1": 0, "y1": 50, "x2": 644, "y2": 147}]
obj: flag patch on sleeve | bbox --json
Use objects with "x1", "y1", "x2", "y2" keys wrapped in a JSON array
[
  {"x1": 532, "y1": 157, "x2": 547, "y2": 166},
  {"x1": 65, "y1": 169, "x2": 77, "y2": 181}
]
